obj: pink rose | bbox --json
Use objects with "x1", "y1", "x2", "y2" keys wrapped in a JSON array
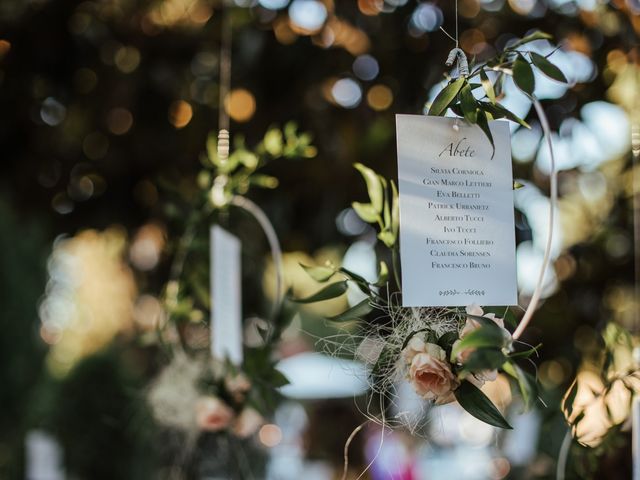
[
  {"x1": 232, "y1": 407, "x2": 264, "y2": 438},
  {"x1": 404, "y1": 340, "x2": 459, "y2": 404},
  {"x1": 195, "y1": 396, "x2": 234, "y2": 432},
  {"x1": 453, "y1": 304, "x2": 511, "y2": 387}
]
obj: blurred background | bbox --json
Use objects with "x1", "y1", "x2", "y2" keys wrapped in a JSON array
[{"x1": 0, "y1": 0, "x2": 639, "y2": 479}]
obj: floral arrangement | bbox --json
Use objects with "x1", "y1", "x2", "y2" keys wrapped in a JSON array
[
  {"x1": 295, "y1": 164, "x2": 538, "y2": 429},
  {"x1": 293, "y1": 31, "x2": 569, "y2": 430},
  {"x1": 147, "y1": 124, "x2": 315, "y2": 441}
]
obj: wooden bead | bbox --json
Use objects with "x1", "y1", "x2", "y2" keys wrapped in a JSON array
[{"x1": 217, "y1": 129, "x2": 230, "y2": 162}]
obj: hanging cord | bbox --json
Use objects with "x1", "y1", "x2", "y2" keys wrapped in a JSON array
[
  {"x1": 218, "y1": 0, "x2": 232, "y2": 132},
  {"x1": 440, "y1": 0, "x2": 468, "y2": 77}
]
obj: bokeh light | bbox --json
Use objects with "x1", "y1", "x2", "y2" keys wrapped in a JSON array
[
  {"x1": 366, "y1": 84, "x2": 393, "y2": 111},
  {"x1": 331, "y1": 78, "x2": 362, "y2": 108},
  {"x1": 224, "y1": 88, "x2": 256, "y2": 122},
  {"x1": 168, "y1": 100, "x2": 193, "y2": 128}
]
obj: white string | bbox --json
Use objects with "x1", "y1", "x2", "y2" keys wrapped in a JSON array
[
  {"x1": 513, "y1": 99, "x2": 558, "y2": 340},
  {"x1": 556, "y1": 428, "x2": 572, "y2": 480}
]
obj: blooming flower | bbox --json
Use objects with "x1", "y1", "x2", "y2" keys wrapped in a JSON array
[
  {"x1": 195, "y1": 396, "x2": 235, "y2": 432},
  {"x1": 453, "y1": 304, "x2": 512, "y2": 387},
  {"x1": 403, "y1": 337, "x2": 459, "y2": 404}
]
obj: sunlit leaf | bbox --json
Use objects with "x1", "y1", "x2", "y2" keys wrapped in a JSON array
[
  {"x1": 300, "y1": 263, "x2": 336, "y2": 283},
  {"x1": 480, "y1": 70, "x2": 496, "y2": 104},
  {"x1": 291, "y1": 281, "x2": 348, "y2": 303},
  {"x1": 375, "y1": 261, "x2": 389, "y2": 287},
  {"x1": 459, "y1": 81, "x2": 478, "y2": 124},
  {"x1": 428, "y1": 77, "x2": 466, "y2": 116},
  {"x1": 454, "y1": 380, "x2": 512, "y2": 429},
  {"x1": 326, "y1": 299, "x2": 372, "y2": 322},
  {"x1": 352, "y1": 202, "x2": 379, "y2": 223},
  {"x1": 263, "y1": 128, "x2": 284, "y2": 156},
  {"x1": 530, "y1": 52, "x2": 567, "y2": 83},
  {"x1": 503, "y1": 361, "x2": 538, "y2": 411},
  {"x1": 390, "y1": 180, "x2": 399, "y2": 237},
  {"x1": 513, "y1": 54, "x2": 535, "y2": 96},
  {"x1": 481, "y1": 102, "x2": 531, "y2": 129},
  {"x1": 354, "y1": 163, "x2": 384, "y2": 213}
]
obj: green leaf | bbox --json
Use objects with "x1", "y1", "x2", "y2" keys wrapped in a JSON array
[
  {"x1": 375, "y1": 261, "x2": 389, "y2": 287},
  {"x1": 451, "y1": 323, "x2": 510, "y2": 362},
  {"x1": 338, "y1": 267, "x2": 372, "y2": 295},
  {"x1": 461, "y1": 348, "x2": 508, "y2": 372},
  {"x1": 326, "y1": 299, "x2": 372, "y2": 322},
  {"x1": 459, "y1": 81, "x2": 478, "y2": 124},
  {"x1": 437, "y1": 331, "x2": 458, "y2": 352},
  {"x1": 508, "y1": 31, "x2": 553, "y2": 50},
  {"x1": 481, "y1": 102, "x2": 531, "y2": 129},
  {"x1": 563, "y1": 379, "x2": 579, "y2": 417},
  {"x1": 530, "y1": 52, "x2": 567, "y2": 83},
  {"x1": 479, "y1": 70, "x2": 496, "y2": 104},
  {"x1": 263, "y1": 128, "x2": 284, "y2": 156},
  {"x1": 428, "y1": 77, "x2": 466, "y2": 116},
  {"x1": 354, "y1": 163, "x2": 384, "y2": 213},
  {"x1": 352, "y1": 202, "x2": 379, "y2": 223},
  {"x1": 250, "y1": 174, "x2": 279, "y2": 189},
  {"x1": 512, "y1": 54, "x2": 535, "y2": 96},
  {"x1": 503, "y1": 361, "x2": 538, "y2": 411},
  {"x1": 292, "y1": 281, "x2": 348, "y2": 303},
  {"x1": 454, "y1": 380, "x2": 512, "y2": 429},
  {"x1": 300, "y1": 263, "x2": 336, "y2": 283},
  {"x1": 269, "y1": 368, "x2": 290, "y2": 387},
  {"x1": 513, "y1": 181, "x2": 525, "y2": 190},
  {"x1": 378, "y1": 229, "x2": 395, "y2": 248},
  {"x1": 475, "y1": 110, "x2": 495, "y2": 159}
]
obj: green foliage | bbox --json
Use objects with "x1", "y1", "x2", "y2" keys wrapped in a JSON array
[
  {"x1": 427, "y1": 32, "x2": 567, "y2": 151},
  {"x1": 454, "y1": 380, "x2": 512, "y2": 429},
  {"x1": 201, "y1": 122, "x2": 316, "y2": 208},
  {"x1": 351, "y1": 163, "x2": 399, "y2": 248}
]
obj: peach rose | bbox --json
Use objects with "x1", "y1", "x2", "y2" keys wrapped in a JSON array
[
  {"x1": 453, "y1": 304, "x2": 511, "y2": 387},
  {"x1": 404, "y1": 340, "x2": 459, "y2": 404},
  {"x1": 232, "y1": 407, "x2": 264, "y2": 438},
  {"x1": 195, "y1": 396, "x2": 234, "y2": 432}
]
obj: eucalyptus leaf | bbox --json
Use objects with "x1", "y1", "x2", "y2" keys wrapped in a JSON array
[
  {"x1": 292, "y1": 281, "x2": 348, "y2": 303},
  {"x1": 428, "y1": 77, "x2": 466, "y2": 116},
  {"x1": 300, "y1": 263, "x2": 336, "y2": 283},
  {"x1": 454, "y1": 380, "x2": 512, "y2": 429},
  {"x1": 513, "y1": 54, "x2": 535, "y2": 96},
  {"x1": 459, "y1": 82, "x2": 478, "y2": 124},
  {"x1": 326, "y1": 298, "x2": 372, "y2": 322},
  {"x1": 530, "y1": 52, "x2": 567, "y2": 83},
  {"x1": 355, "y1": 163, "x2": 384, "y2": 213},
  {"x1": 479, "y1": 70, "x2": 496, "y2": 104},
  {"x1": 481, "y1": 102, "x2": 531, "y2": 129},
  {"x1": 475, "y1": 110, "x2": 495, "y2": 159},
  {"x1": 352, "y1": 202, "x2": 379, "y2": 223}
]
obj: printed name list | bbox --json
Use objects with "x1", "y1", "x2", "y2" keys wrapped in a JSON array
[{"x1": 395, "y1": 115, "x2": 517, "y2": 307}]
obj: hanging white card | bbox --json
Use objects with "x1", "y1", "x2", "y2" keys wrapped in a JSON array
[
  {"x1": 396, "y1": 114, "x2": 517, "y2": 307},
  {"x1": 210, "y1": 225, "x2": 243, "y2": 365}
]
